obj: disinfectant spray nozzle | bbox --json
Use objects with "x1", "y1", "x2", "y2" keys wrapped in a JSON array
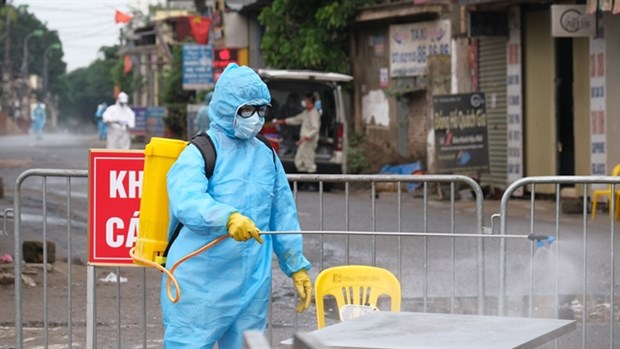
[{"x1": 527, "y1": 233, "x2": 555, "y2": 247}]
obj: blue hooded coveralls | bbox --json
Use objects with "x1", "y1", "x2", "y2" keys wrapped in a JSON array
[
  {"x1": 31, "y1": 102, "x2": 46, "y2": 139},
  {"x1": 161, "y1": 64, "x2": 311, "y2": 349},
  {"x1": 195, "y1": 91, "x2": 213, "y2": 134}
]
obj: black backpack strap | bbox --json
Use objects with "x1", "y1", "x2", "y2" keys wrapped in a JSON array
[
  {"x1": 162, "y1": 133, "x2": 217, "y2": 266},
  {"x1": 162, "y1": 222, "x2": 183, "y2": 266},
  {"x1": 191, "y1": 132, "x2": 217, "y2": 178}
]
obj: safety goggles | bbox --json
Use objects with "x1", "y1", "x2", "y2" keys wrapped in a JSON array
[{"x1": 236, "y1": 104, "x2": 271, "y2": 118}]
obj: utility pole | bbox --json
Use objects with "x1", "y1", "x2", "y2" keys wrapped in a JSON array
[
  {"x1": 0, "y1": 0, "x2": 5, "y2": 185},
  {"x1": 2, "y1": 5, "x2": 11, "y2": 113}
]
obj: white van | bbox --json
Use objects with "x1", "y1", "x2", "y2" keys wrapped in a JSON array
[{"x1": 257, "y1": 69, "x2": 353, "y2": 174}]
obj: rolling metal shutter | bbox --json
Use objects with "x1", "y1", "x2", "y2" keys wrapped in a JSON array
[{"x1": 478, "y1": 36, "x2": 508, "y2": 189}]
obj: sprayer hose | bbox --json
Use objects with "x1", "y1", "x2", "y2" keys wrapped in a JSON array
[{"x1": 129, "y1": 234, "x2": 229, "y2": 303}]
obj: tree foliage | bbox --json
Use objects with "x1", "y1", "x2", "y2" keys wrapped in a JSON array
[
  {"x1": 0, "y1": 5, "x2": 66, "y2": 95},
  {"x1": 111, "y1": 53, "x2": 134, "y2": 95},
  {"x1": 58, "y1": 46, "x2": 118, "y2": 127},
  {"x1": 258, "y1": 0, "x2": 381, "y2": 73},
  {"x1": 161, "y1": 44, "x2": 195, "y2": 138}
]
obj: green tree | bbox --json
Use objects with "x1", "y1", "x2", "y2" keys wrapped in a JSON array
[
  {"x1": 110, "y1": 51, "x2": 134, "y2": 95},
  {"x1": 258, "y1": 0, "x2": 381, "y2": 73},
  {"x1": 161, "y1": 44, "x2": 195, "y2": 139},
  {"x1": 347, "y1": 132, "x2": 371, "y2": 174},
  {"x1": 58, "y1": 46, "x2": 118, "y2": 127},
  {"x1": 0, "y1": 4, "x2": 66, "y2": 95}
]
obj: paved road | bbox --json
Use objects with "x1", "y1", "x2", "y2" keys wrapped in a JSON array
[
  {"x1": 1, "y1": 131, "x2": 618, "y2": 348},
  {"x1": 1, "y1": 131, "x2": 125, "y2": 262}
]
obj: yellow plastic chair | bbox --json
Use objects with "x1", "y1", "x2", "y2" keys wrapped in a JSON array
[
  {"x1": 591, "y1": 163, "x2": 620, "y2": 221},
  {"x1": 314, "y1": 265, "x2": 401, "y2": 329}
]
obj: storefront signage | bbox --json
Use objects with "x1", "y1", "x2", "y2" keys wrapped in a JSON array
[
  {"x1": 88, "y1": 150, "x2": 144, "y2": 266},
  {"x1": 182, "y1": 43, "x2": 214, "y2": 90},
  {"x1": 131, "y1": 107, "x2": 166, "y2": 141},
  {"x1": 433, "y1": 93, "x2": 489, "y2": 174},
  {"x1": 551, "y1": 5, "x2": 596, "y2": 37},
  {"x1": 145, "y1": 107, "x2": 166, "y2": 139},
  {"x1": 214, "y1": 48, "x2": 240, "y2": 82},
  {"x1": 389, "y1": 20, "x2": 451, "y2": 77},
  {"x1": 590, "y1": 37, "x2": 606, "y2": 178},
  {"x1": 131, "y1": 106, "x2": 147, "y2": 137},
  {"x1": 506, "y1": 7, "x2": 523, "y2": 195},
  {"x1": 380, "y1": 68, "x2": 389, "y2": 88}
]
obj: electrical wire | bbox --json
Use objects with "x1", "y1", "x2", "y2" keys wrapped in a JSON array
[
  {"x1": 61, "y1": 44, "x2": 116, "y2": 50},
  {"x1": 16, "y1": 0, "x2": 164, "y2": 71},
  {"x1": 13, "y1": 5, "x2": 113, "y2": 17},
  {"x1": 49, "y1": 19, "x2": 116, "y2": 30},
  {"x1": 61, "y1": 26, "x2": 119, "y2": 40}
]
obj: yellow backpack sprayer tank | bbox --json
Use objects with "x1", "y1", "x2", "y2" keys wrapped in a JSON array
[
  {"x1": 132, "y1": 137, "x2": 188, "y2": 267},
  {"x1": 130, "y1": 135, "x2": 229, "y2": 303},
  {"x1": 130, "y1": 134, "x2": 276, "y2": 302}
]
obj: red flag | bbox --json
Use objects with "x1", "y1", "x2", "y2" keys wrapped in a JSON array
[
  {"x1": 115, "y1": 10, "x2": 133, "y2": 24},
  {"x1": 123, "y1": 55, "x2": 133, "y2": 74},
  {"x1": 188, "y1": 16, "x2": 211, "y2": 44}
]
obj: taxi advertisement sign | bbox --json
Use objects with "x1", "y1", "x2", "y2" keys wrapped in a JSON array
[{"x1": 88, "y1": 150, "x2": 144, "y2": 265}]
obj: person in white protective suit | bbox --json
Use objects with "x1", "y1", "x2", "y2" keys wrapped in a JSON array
[
  {"x1": 161, "y1": 63, "x2": 312, "y2": 349},
  {"x1": 102, "y1": 91, "x2": 135, "y2": 149},
  {"x1": 273, "y1": 92, "x2": 320, "y2": 174}
]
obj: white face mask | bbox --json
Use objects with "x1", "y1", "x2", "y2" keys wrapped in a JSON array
[
  {"x1": 301, "y1": 100, "x2": 307, "y2": 108},
  {"x1": 233, "y1": 112, "x2": 265, "y2": 139}
]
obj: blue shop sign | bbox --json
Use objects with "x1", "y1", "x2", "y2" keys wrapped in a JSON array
[{"x1": 182, "y1": 44, "x2": 214, "y2": 90}]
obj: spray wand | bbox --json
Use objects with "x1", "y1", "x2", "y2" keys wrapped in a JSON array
[{"x1": 131, "y1": 230, "x2": 556, "y2": 303}]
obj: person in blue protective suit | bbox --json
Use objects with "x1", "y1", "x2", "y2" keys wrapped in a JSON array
[
  {"x1": 194, "y1": 91, "x2": 213, "y2": 134},
  {"x1": 30, "y1": 98, "x2": 47, "y2": 140},
  {"x1": 95, "y1": 101, "x2": 108, "y2": 141},
  {"x1": 161, "y1": 63, "x2": 312, "y2": 349}
]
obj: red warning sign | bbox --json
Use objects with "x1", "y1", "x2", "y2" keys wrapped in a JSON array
[{"x1": 88, "y1": 150, "x2": 144, "y2": 265}]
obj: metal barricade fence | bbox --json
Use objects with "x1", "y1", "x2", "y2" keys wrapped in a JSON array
[
  {"x1": 7, "y1": 169, "x2": 618, "y2": 348},
  {"x1": 10, "y1": 169, "x2": 90, "y2": 349},
  {"x1": 2, "y1": 208, "x2": 13, "y2": 238},
  {"x1": 497, "y1": 176, "x2": 620, "y2": 349}
]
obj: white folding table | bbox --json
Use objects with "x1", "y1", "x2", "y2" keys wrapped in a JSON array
[{"x1": 281, "y1": 311, "x2": 576, "y2": 349}]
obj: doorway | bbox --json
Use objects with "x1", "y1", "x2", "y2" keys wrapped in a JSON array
[{"x1": 555, "y1": 37, "x2": 575, "y2": 176}]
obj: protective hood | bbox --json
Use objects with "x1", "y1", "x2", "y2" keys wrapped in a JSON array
[
  {"x1": 118, "y1": 92, "x2": 128, "y2": 104},
  {"x1": 208, "y1": 63, "x2": 270, "y2": 138}
]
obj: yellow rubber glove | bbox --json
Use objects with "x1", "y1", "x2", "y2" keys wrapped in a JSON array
[
  {"x1": 227, "y1": 212, "x2": 263, "y2": 244},
  {"x1": 291, "y1": 269, "x2": 312, "y2": 313}
]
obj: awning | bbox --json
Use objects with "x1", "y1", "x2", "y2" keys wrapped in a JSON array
[
  {"x1": 457, "y1": 0, "x2": 504, "y2": 4},
  {"x1": 356, "y1": 3, "x2": 445, "y2": 22},
  {"x1": 459, "y1": 0, "x2": 618, "y2": 14}
]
